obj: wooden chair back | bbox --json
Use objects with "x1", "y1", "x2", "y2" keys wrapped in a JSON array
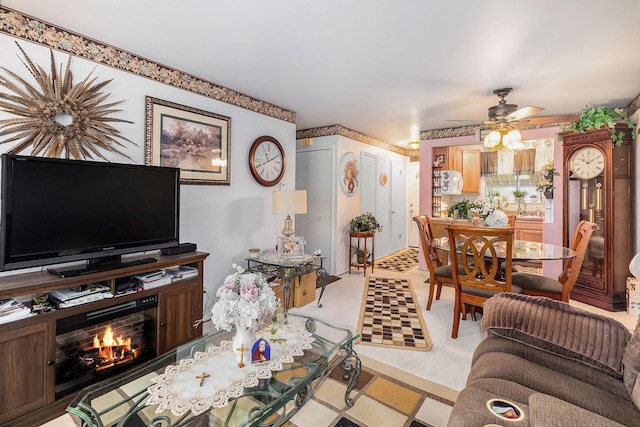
[
  {"x1": 557, "y1": 220, "x2": 599, "y2": 301},
  {"x1": 447, "y1": 224, "x2": 515, "y2": 294},
  {"x1": 413, "y1": 215, "x2": 444, "y2": 270}
]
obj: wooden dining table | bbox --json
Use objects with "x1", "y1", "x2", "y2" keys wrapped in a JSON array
[{"x1": 428, "y1": 237, "x2": 577, "y2": 262}]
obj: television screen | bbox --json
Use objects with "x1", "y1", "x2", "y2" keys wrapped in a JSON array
[{"x1": 0, "y1": 154, "x2": 180, "y2": 273}]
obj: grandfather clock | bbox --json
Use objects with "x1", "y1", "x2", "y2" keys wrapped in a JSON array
[{"x1": 561, "y1": 125, "x2": 633, "y2": 311}]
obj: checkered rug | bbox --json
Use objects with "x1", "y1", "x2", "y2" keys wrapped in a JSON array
[
  {"x1": 375, "y1": 247, "x2": 419, "y2": 272},
  {"x1": 357, "y1": 276, "x2": 432, "y2": 351}
]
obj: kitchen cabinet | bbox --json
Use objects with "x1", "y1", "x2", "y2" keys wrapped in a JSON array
[
  {"x1": 514, "y1": 216, "x2": 543, "y2": 242},
  {"x1": 433, "y1": 146, "x2": 462, "y2": 172},
  {"x1": 462, "y1": 149, "x2": 480, "y2": 193}
]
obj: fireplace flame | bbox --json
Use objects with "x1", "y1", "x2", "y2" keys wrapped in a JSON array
[{"x1": 93, "y1": 325, "x2": 132, "y2": 364}]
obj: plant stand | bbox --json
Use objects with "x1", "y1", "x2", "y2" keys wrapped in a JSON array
[{"x1": 349, "y1": 232, "x2": 375, "y2": 274}]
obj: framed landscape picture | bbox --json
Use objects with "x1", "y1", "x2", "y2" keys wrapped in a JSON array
[{"x1": 144, "y1": 96, "x2": 231, "y2": 185}]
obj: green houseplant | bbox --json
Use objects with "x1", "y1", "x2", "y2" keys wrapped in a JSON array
[
  {"x1": 349, "y1": 212, "x2": 382, "y2": 233},
  {"x1": 447, "y1": 199, "x2": 475, "y2": 220},
  {"x1": 351, "y1": 245, "x2": 371, "y2": 265},
  {"x1": 563, "y1": 106, "x2": 637, "y2": 145}
]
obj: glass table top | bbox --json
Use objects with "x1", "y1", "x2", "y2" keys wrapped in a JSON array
[
  {"x1": 68, "y1": 313, "x2": 357, "y2": 427},
  {"x1": 429, "y1": 237, "x2": 577, "y2": 261}
]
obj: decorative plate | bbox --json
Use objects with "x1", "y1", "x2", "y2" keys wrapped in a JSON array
[{"x1": 339, "y1": 152, "x2": 359, "y2": 196}]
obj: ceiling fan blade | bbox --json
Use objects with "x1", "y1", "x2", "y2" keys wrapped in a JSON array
[
  {"x1": 525, "y1": 114, "x2": 579, "y2": 125},
  {"x1": 445, "y1": 119, "x2": 483, "y2": 123},
  {"x1": 505, "y1": 106, "x2": 544, "y2": 122}
]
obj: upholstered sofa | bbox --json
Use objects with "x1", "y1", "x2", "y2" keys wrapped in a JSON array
[{"x1": 448, "y1": 293, "x2": 640, "y2": 426}]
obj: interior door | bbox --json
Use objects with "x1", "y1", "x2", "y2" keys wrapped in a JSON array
[
  {"x1": 408, "y1": 162, "x2": 420, "y2": 247},
  {"x1": 296, "y1": 147, "x2": 335, "y2": 274},
  {"x1": 390, "y1": 159, "x2": 407, "y2": 254}
]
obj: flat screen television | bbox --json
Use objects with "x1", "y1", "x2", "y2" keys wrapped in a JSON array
[{"x1": 0, "y1": 154, "x2": 180, "y2": 276}]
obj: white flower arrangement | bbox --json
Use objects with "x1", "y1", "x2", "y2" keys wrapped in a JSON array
[
  {"x1": 484, "y1": 210, "x2": 509, "y2": 227},
  {"x1": 211, "y1": 264, "x2": 277, "y2": 332},
  {"x1": 470, "y1": 195, "x2": 509, "y2": 220}
]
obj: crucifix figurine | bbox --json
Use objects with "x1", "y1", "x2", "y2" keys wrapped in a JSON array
[
  {"x1": 236, "y1": 343, "x2": 248, "y2": 368},
  {"x1": 195, "y1": 372, "x2": 210, "y2": 387}
]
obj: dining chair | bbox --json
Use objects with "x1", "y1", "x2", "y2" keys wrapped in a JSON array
[
  {"x1": 413, "y1": 215, "x2": 456, "y2": 310},
  {"x1": 446, "y1": 224, "x2": 520, "y2": 339},
  {"x1": 511, "y1": 220, "x2": 599, "y2": 302}
]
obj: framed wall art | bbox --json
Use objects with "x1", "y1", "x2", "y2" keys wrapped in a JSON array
[
  {"x1": 339, "y1": 152, "x2": 360, "y2": 196},
  {"x1": 145, "y1": 96, "x2": 231, "y2": 185}
]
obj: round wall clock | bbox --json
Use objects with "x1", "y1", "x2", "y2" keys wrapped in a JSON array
[
  {"x1": 569, "y1": 146, "x2": 605, "y2": 179},
  {"x1": 248, "y1": 135, "x2": 286, "y2": 187}
]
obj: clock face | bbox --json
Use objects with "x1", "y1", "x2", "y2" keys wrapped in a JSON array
[
  {"x1": 569, "y1": 147, "x2": 605, "y2": 179},
  {"x1": 249, "y1": 136, "x2": 286, "y2": 186}
]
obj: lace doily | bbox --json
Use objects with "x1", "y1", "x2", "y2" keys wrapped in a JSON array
[{"x1": 146, "y1": 324, "x2": 315, "y2": 416}]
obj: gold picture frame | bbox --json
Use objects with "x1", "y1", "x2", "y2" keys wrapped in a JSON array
[{"x1": 144, "y1": 96, "x2": 231, "y2": 185}]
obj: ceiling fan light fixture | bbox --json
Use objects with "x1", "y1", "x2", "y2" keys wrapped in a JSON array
[
  {"x1": 483, "y1": 130, "x2": 501, "y2": 148},
  {"x1": 503, "y1": 129, "x2": 524, "y2": 150}
]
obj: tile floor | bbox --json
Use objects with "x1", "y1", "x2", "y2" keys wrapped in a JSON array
[{"x1": 285, "y1": 354, "x2": 455, "y2": 427}]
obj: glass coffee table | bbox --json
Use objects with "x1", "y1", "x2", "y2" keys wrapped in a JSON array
[{"x1": 67, "y1": 313, "x2": 360, "y2": 427}]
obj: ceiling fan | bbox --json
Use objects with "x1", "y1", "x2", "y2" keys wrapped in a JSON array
[
  {"x1": 484, "y1": 87, "x2": 544, "y2": 125},
  {"x1": 481, "y1": 88, "x2": 544, "y2": 150}
]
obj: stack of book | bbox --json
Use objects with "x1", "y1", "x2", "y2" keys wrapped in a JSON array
[{"x1": 0, "y1": 298, "x2": 33, "y2": 324}]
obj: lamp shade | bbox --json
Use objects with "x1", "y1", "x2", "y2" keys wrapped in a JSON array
[{"x1": 272, "y1": 190, "x2": 307, "y2": 214}]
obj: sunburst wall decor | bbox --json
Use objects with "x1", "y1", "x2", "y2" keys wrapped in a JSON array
[{"x1": 0, "y1": 42, "x2": 134, "y2": 160}]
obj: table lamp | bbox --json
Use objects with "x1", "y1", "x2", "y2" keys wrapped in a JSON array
[{"x1": 272, "y1": 190, "x2": 307, "y2": 236}]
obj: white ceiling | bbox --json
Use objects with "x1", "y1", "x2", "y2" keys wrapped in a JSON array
[{"x1": 5, "y1": 0, "x2": 640, "y2": 148}]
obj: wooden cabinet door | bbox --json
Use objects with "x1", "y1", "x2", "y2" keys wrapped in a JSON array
[
  {"x1": 158, "y1": 282, "x2": 202, "y2": 353},
  {"x1": 0, "y1": 322, "x2": 55, "y2": 424},
  {"x1": 462, "y1": 149, "x2": 480, "y2": 193}
]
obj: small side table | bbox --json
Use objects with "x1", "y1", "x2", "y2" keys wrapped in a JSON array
[{"x1": 349, "y1": 231, "x2": 375, "y2": 274}]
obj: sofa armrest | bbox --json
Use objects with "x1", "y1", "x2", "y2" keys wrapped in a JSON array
[
  {"x1": 529, "y1": 393, "x2": 625, "y2": 427},
  {"x1": 481, "y1": 293, "x2": 631, "y2": 376}
]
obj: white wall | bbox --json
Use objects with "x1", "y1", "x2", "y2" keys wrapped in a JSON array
[
  {"x1": 0, "y1": 35, "x2": 297, "y2": 314},
  {"x1": 300, "y1": 135, "x2": 409, "y2": 274}
]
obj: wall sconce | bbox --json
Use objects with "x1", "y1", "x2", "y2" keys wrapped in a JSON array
[{"x1": 272, "y1": 190, "x2": 307, "y2": 236}]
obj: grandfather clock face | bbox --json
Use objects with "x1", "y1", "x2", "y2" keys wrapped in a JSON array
[{"x1": 569, "y1": 147, "x2": 605, "y2": 180}]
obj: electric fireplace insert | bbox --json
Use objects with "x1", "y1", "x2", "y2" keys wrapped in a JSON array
[{"x1": 54, "y1": 295, "x2": 158, "y2": 397}]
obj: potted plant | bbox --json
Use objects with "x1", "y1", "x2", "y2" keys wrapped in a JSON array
[
  {"x1": 352, "y1": 245, "x2": 371, "y2": 265},
  {"x1": 563, "y1": 106, "x2": 637, "y2": 145},
  {"x1": 349, "y1": 212, "x2": 382, "y2": 233},
  {"x1": 447, "y1": 199, "x2": 476, "y2": 220},
  {"x1": 512, "y1": 190, "x2": 527, "y2": 199}
]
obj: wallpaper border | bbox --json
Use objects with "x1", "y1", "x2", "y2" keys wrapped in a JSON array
[{"x1": 0, "y1": 6, "x2": 296, "y2": 124}]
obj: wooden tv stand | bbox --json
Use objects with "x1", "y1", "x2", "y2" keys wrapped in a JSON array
[{"x1": 0, "y1": 251, "x2": 209, "y2": 426}]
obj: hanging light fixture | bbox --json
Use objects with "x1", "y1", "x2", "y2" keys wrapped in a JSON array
[
  {"x1": 408, "y1": 140, "x2": 420, "y2": 150},
  {"x1": 483, "y1": 127, "x2": 523, "y2": 151}
]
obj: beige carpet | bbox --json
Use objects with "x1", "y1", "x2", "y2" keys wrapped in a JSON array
[{"x1": 357, "y1": 276, "x2": 432, "y2": 351}]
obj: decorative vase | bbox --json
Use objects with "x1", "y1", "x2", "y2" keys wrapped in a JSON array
[
  {"x1": 232, "y1": 325, "x2": 257, "y2": 364},
  {"x1": 544, "y1": 189, "x2": 553, "y2": 199}
]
